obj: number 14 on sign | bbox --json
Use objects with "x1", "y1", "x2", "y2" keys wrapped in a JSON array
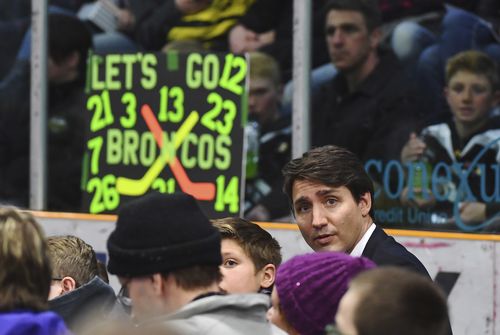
[{"x1": 214, "y1": 175, "x2": 239, "y2": 213}]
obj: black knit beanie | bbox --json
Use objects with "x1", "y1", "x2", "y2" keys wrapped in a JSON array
[{"x1": 107, "y1": 192, "x2": 222, "y2": 277}]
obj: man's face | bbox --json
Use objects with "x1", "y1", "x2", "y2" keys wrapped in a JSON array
[
  {"x1": 218, "y1": 239, "x2": 264, "y2": 293},
  {"x1": 335, "y1": 286, "x2": 362, "y2": 335},
  {"x1": 445, "y1": 70, "x2": 499, "y2": 126},
  {"x1": 47, "y1": 55, "x2": 78, "y2": 84},
  {"x1": 291, "y1": 180, "x2": 371, "y2": 253},
  {"x1": 249, "y1": 77, "x2": 281, "y2": 126},
  {"x1": 119, "y1": 276, "x2": 163, "y2": 322},
  {"x1": 325, "y1": 10, "x2": 378, "y2": 73}
]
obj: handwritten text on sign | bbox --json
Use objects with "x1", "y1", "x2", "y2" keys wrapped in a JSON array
[{"x1": 83, "y1": 52, "x2": 247, "y2": 217}]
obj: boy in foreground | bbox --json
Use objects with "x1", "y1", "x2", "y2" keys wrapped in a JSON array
[{"x1": 212, "y1": 217, "x2": 282, "y2": 294}]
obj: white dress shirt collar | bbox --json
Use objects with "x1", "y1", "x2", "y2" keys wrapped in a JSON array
[{"x1": 350, "y1": 223, "x2": 376, "y2": 257}]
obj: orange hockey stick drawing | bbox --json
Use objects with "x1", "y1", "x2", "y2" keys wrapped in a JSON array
[
  {"x1": 116, "y1": 106, "x2": 199, "y2": 196},
  {"x1": 140, "y1": 104, "x2": 216, "y2": 201}
]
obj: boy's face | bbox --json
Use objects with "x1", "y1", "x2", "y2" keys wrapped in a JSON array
[
  {"x1": 248, "y1": 77, "x2": 282, "y2": 126},
  {"x1": 219, "y1": 239, "x2": 265, "y2": 293},
  {"x1": 335, "y1": 286, "x2": 362, "y2": 335},
  {"x1": 445, "y1": 70, "x2": 499, "y2": 126},
  {"x1": 267, "y1": 287, "x2": 297, "y2": 334}
]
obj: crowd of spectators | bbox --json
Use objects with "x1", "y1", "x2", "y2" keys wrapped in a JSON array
[
  {"x1": 0, "y1": 0, "x2": 498, "y2": 232},
  {"x1": 0, "y1": 176, "x2": 451, "y2": 334},
  {"x1": 0, "y1": 1, "x2": 486, "y2": 330}
]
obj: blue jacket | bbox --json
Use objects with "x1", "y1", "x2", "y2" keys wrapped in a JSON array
[
  {"x1": 0, "y1": 310, "x2": 70, "y2": 335},
  {"x1": 49, "y1": 276, "x2": 119, "y2": 332}
]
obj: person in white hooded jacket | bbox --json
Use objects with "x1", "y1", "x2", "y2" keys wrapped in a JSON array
[{"x1": 107, "y1": 192, "x2": 272, "y2": 335}]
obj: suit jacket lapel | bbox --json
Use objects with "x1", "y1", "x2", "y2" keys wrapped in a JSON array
[{"x1": 362, "y1": 226, "x2": 385, "y2": 259}]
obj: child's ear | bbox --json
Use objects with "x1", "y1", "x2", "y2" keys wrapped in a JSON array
[
  {"x1": 61, "y1": 276, "x2": 77, "y2": 293},
  {"x1": 259, "y1": 264, "x2": 277, "y2": 289}
]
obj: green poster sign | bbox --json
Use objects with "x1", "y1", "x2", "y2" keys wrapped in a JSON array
[{"x1": 82, "y1": 51, "x2": 247, "y2": 218}]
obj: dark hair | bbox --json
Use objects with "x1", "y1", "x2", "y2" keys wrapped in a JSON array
[
  {"x1": 97, "y1": 260, "x2": 110, "y2": 284},
  {"x1": 49, "y1": 13, "x2": 92, "y2": 71},
  {"x1": 282, "y1": 145, "x2": 374, "y2": 217},
  {"x1": 212, "y1": 217, "x2": 282, "y2": 271},
  {"x1": 167, "y1": 265, "x2": 222, "y2": 290},
  {"x1": 0, "y1": 207, "x2": 51, "y2": 312},
  {"x1": 351, "y1": 267, "x2": 449, "y2": 335},
  {"x1": 324, "y1": 0, "x2": 382, "y2": 32}
]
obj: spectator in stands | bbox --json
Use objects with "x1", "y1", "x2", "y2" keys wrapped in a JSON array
[
  {"x1": 281, "y1": 0, "x2": 445, "y2": 113},
  {"x1": 0, "y1": 13, "x2": 92, "y2": 211},
  {"x1": 9, "y1": 0, "x2": 93, "y2": 65},
  {"x1": 91, "y1": 0, "x2": 142, "y2": 53},
  {"x1": 282, "y1": 145, "x2": 430, "y2": 276},
  {"x1": 0, "y1": 0, "x2": 30, "y2": 79},
  {"x1": 267, "y1": 252, "x2": 375, "y2": 335},
  {"x1": 389, "y1": 0, "x2": 478, "y2": 65},
  {"x1": 47, "y1": 235, "x2": 118, "y2": 333},
  {"x1": 333, "y1": 267, "x2": 449, "y2": 335},
  {"x1": 393, "y1": 1, "x2": 500, "y2": 117},
  {"x1": 229, "y1": 0, "x2": 330, "y2": 83},
  {"x1": 129, "y1": 0, "x2": 253, "y2": 51},
  {"x1": 212, "y1": 217, "x2": 282, "y2": 294},
  {"x1": 312, "y1": 0, "x2": 418, "y2": 162},
  {"x1": 51, "y1": 0, "x2": 92, "y2": 12},
  {"x1": 0, "y1": 206, "x2": 71, "y2": 335},
  {"x1": 0, "y1": 0, "x2": 93, "y2": 80},
  {"x1": 244, "y1": 51, "x2": 291, "y2": 221},
  {"x1": 106, "y1": 192, "x2": 272, "y2": 334},
  {"x1": 400, "y1": 50, "x2": 500, "y2": 231}
]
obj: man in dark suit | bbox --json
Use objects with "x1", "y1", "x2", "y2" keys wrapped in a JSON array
[{"x1": 282, "y1": 145, "x2": 429, "y2": 276}]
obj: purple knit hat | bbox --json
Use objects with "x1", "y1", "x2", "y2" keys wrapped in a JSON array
[{"x1": 275, "y1": 252, "x2": 376, "y2": 335}]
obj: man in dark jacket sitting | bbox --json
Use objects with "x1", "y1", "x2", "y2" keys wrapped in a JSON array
[{"x1": 312, "y1": 0, "x2": 419, "y2": 162}]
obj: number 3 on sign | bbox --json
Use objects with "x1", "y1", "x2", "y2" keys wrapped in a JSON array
[{"x1": 214, "y1": 175, "x2": 239, "y2": 213}]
